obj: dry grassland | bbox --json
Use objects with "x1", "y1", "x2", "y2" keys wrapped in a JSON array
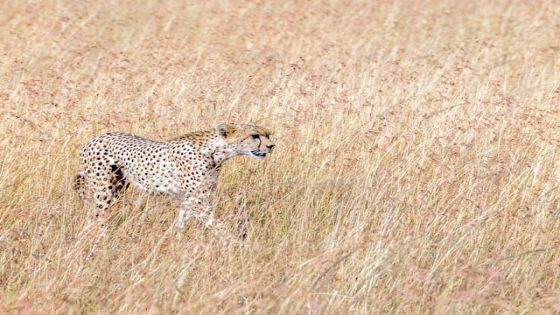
[{"x1": 1, "y1": 0, "x2": 559, "y2": 313}]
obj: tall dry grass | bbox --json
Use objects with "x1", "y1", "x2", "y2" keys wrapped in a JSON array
[{"x1": 1, "y1": 0, "x2": 559, "y2": 313}]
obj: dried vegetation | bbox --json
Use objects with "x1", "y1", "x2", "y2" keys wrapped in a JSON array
[{"x1": 0, "y1": 0, "x2": 559, "y2": 313}]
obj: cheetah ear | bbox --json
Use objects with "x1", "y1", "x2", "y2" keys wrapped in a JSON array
[{"x1": 216, "y1": 124, "x2": 235, "y2": 138}]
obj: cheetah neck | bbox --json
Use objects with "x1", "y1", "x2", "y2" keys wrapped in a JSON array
[
  {"x1": 210, "y1": 137, "x2": 240, "y2": 167},
  {"x1": 172, "y1": 130, "x2": 240, "y2": 169}
]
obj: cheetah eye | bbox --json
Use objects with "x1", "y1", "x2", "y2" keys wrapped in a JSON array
[{"x1": 251, "y1": 134, "x2": 260, "y2": 140}]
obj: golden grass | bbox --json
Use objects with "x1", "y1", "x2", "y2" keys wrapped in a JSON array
[{"x1": 1, "y1": 0, "x2": 559, "y2": 313}]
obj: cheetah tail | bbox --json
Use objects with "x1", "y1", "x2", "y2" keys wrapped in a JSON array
[{"x1": 74, "y1": 171, "x2": 87, "y2": 201}]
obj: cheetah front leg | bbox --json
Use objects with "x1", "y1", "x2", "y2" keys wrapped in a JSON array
[
  {"x1": 177, "y1": 196, "x2": 218, "y2": 229},
  {"x1": 177, "y1": 196, "x2": 234, "y2": 242},
  {"x1": 176, "y1": 196, "x2": 201, "y2": 230}
]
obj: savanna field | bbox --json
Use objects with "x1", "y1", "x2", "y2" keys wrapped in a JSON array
[{"x1": 1, "y1": 0, "x2": 559, "y2": 313}]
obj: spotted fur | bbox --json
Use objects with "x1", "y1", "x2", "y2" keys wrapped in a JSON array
[{"x1": 75, "y1": 123, "x2": 275, "y2": 234}]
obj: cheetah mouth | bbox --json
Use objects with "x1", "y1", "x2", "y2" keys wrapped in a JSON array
[{"x1": 250, "y1": 151, "x2": 267, "y2": 159}]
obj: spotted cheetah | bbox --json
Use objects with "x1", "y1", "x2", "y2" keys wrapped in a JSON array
[{"x1": 75, "y1": 123, "x2": 275, "y2": 236}]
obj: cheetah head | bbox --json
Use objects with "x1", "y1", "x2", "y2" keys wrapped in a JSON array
[{"x1": 216, "y1": 123, "x2": 275, "y2": 160}]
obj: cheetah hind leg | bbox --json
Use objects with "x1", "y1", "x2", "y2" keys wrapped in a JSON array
[
  {"x1": 74, "y1": 171, "x2": 88, "y2": 201},
  {"x1": 74, "y1": 167, "x2": 128, "y2": 203},
  {"x1": 82, "y1": 172, "x2": 126, "y2": 260},
  {"x1": 109, "y1": 165, "x2": 129, "y2": 200},
  {"x1": 88, "y1": 166, "x2": 129, "y2": 225},
  {"x1": 78, "y1": 166, "x2": 129, "y2": 260}
]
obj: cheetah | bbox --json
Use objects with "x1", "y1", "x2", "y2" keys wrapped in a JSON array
[{"x1": 74, "y1": 123, "x2": 275, "y2": 236}]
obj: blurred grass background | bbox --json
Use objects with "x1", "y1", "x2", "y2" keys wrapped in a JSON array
[{"x1": 0, "y1": 0, "x2": 559, "y2": 313}]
